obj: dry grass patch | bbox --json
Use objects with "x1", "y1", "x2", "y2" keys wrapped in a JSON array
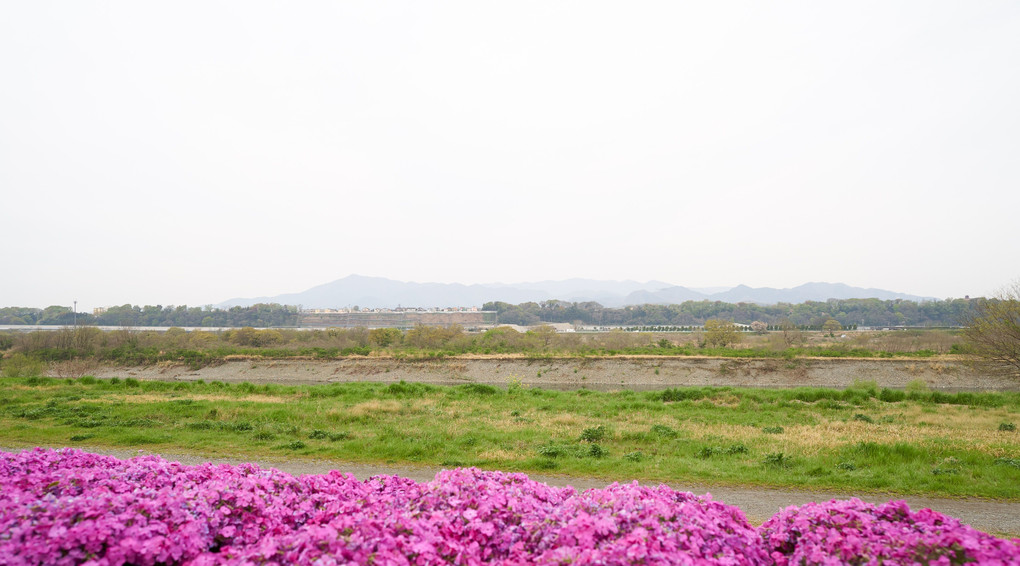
[
  {"x1": 441, "y1": 418, "x2": 483, "y2": 437},
  {"x1": 893, "y1": 404, "x2": 1019, "y2": 435},
  {"x1": 348, "y1": 399, "x2": 403, "y2": 417},
  {"x1": 684, "y1": 423, "x2": 767, "y2": 443},
  {"x1": 673, "y1": 416, "x2": 1018, "y2": 457},
  {"x1": 211, "y1": 406, "x2": 251, "y2": 421},
  {"x1": 927, "y1": 362, "x2": 951, "y2": 374},
  {"x1": 4, "y1": 384, "x2": 75, "y2": 393},
  {"x1": 482, "y1": 415, "x2": 535, "y2": 432},
  {"x1": 550, "y1": 413, "x2": 584, "y2": 426},
  {"x1": 701, "y1": 394, "x2": 741, "y2": 407},
  {"x1": 84, "y1": 393, "x2": 289, "y2": 405},
  {"x1": 608, "y1": 415, "x2": 669, "y2": 434},
  {"x1": 477, "y1": 449, "x2": 521, "y2": 462},
  {"x1": 776, "y1": 422, "x2": 908, "y2": 455},
  {"x1": 152, "y1": 393, "x2": 287, "y2": 404}
]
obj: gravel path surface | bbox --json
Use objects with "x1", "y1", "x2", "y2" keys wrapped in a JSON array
[
  {"x1": 7, "y1": 446, "x2": 1018, "y2": 538},
  {"x1": 87, "y1": 356, "x2": 1018, "y2": 392}
]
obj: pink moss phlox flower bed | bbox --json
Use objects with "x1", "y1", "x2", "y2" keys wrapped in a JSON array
[
  {"x1": 1, "y1": 449, "x2": 1018, "y2": 565},
  {"x1": 760, "y1": 498, "x2": 1020, "y2": 565}
]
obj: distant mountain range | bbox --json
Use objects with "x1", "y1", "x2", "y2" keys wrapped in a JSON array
[{"x1": 217, "y1": 275, "x2": 936, "y2": 309}]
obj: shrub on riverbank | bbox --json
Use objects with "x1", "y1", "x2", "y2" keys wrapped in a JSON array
[{"x1": 0, "y1": 325, "x2": 961, "y2": 370}]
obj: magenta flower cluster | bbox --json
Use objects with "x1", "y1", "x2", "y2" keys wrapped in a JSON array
[
  {"x1": 760, "y1": 498, "x2": 1020, "y2": 565},
  {"x1": 1, "y1": 449, "x2": 1017, "y2": 565}
]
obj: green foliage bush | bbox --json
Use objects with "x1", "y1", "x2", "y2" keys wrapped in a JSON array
[
  {"x1": 995, "y1": 457, "x2": 1020, "y2": 469},
  {"x1": 458, "y1": 383, "x2": 499, "y2": 396},
  {"x1": 659, "y1": 388, "x2": 705, "y2": 402},
  {"x1": 309, "y1": 429, "x2": 351, "y2": 441},
  {"x1": 727, "y1": 443, "x2": 749, "y2": 454},
  {"x1": 650, "y1": 424, "x2": 679, "y2": 438},
  {"x1": 1, "y1": 354, "x2": 46, "y2": 378},
  {"x1": 384, "y1": 381, "x2": 435, "y2": 398},
  {"x1": 763, "y1": 452, "x2": 791, "y2": 468},
  {"x1": 698, "y1": 444, "x2": 748, "y2": 459},
  {"x1": 878, "y1": 388, "x2": 906, "y2": 402},
  {"x1": 537, "y1": 444, "x2": 566, "y2": 458},
  {"x1": 580, "y1": 425, "x2": 607, "y2": 442},
  {"x1": 584, "y1": 444, "x2": 608, "y2": 458},
  {"x1": 623, "y1": 451, "x2": 643, "y2": 462}
]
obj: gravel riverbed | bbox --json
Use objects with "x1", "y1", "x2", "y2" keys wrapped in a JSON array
[{"x1": 87, "y1": 355, "x2": 1017, "y2": 392}]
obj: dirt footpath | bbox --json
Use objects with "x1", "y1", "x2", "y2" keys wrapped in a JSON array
[{"x1": 88, "y1": 356, "x2": 1017, "y2": 392}]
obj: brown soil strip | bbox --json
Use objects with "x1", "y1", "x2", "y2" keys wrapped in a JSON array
[{"x1": 83, "y1": 357, "x2": 1018, "y2": 392}]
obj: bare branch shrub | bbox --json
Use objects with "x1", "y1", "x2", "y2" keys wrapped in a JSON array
[
  {"x1": 52, "y1": 358, "x2": 100, "y2": 379},
  {"x1": 778, "y1": 319, "x2": 802, "y2": 347},
  {"x1": 963, "y1": 280, "x2": 1020, "y2": 378}
]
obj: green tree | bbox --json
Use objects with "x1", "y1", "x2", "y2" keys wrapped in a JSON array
[
  {"x1": 369, "y1": 327, "x2": 402, "y2": 348},
  {"x1": 822, "y1": 318, "x2": 842, "y2": 337},
  {"x1": 252, "y1": 329, "x2": 284, "y2": 347},
  {"x1": 480, "y1": 326, "x2": 523, "y2": 352},
  {"x1": 703, "y1": 319, "x2": 739, "y2": 347},
  {"x1": 405, "y1": 324, "x2": 463, "y2": 349},
  {"x1": 228, "y1": 327, "x2": 258, "y2": 346}
]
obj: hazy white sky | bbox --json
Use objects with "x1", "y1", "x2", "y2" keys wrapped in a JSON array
[{"x1": 2, "y1": 1, "x2": 1018, "y2": 310}]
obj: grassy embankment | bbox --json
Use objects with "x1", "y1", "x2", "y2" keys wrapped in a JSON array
[{"x1": 1, "y1": 377, "x2": 1017, "y2": 499}]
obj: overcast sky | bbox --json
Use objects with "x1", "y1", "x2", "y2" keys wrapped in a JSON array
[{"x1": 2, "y1": 1, "x2": 1018, "y2": 311}]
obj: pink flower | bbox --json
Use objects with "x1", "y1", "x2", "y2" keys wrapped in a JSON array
[{"x1": 4, "y1": 449, "x2": 1018, "y2": 566}]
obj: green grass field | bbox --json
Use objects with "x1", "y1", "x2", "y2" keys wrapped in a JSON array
[{"x1": 1, "y1": 377, "x2": 1018, "y2": 499}]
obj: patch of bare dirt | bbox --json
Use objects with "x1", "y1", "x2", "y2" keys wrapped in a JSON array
[{"x1": 81, "y1": 357, "x2": 1017, "y2": 392}]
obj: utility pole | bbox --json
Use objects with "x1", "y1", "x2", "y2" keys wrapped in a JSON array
[{"x1": 73, "y1": 300, "x2": 77, "y2": 327}]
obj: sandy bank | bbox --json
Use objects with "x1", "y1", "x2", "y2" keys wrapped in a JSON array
[{"x1": 86, "y1": 356, "x2": 1017, "y2": 392}]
